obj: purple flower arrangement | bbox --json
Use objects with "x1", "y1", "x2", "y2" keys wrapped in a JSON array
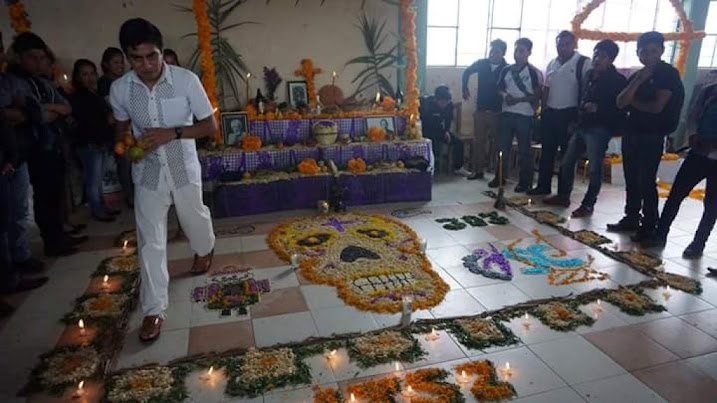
[{"x1": 462, "y1": 244, "x2": 513, "y2": 281}]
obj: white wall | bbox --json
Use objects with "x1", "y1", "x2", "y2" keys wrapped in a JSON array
[{"x1": 0, "y1": 0, "x2": 399, "y2": 109}]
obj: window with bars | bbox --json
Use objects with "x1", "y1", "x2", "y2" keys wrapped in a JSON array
[
  {"x1": 698, "y1": 0, "x2": 717, "y2": 68},
  {"x1": 427, "y1": 0, "x2": 678, "y2": 69}
]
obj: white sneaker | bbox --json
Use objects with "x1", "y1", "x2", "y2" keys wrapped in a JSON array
[{"x1": 453, "y1": 167, "x2": 473, "y2": 177}]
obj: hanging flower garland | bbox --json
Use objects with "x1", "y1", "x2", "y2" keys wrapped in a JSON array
[
  {"x1": 570, "y1": 0, "x2": 704, "y2": 75},
  {"x1": 400, "y1": 0, "x2": 419, "y2": 118},
  {"x1": 192, "y1": 0, "x2": 222, "y2": 143},
  {"x1": 7, "y1": 0, "x2": 31, "y2": 33}
]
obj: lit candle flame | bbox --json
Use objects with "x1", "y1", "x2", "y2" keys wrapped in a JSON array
[
  {"x1": 407, "y1": 385, "x2": 413, "y2": 393},
  {"x1": 123, "y1": 240, "x2": 128, "y2": 249},
  {"x1": 247, "y1": 72, "x2": 251, "y2": 79},
  {"x1": 78, "y1": 380, "x2": 84, "y2": 390},
  {"x1": 78, "y1": 319, "x2": 85, "y2": 330},
  {"x1": 395, "y1": 362, "x2": 400, "y2": 371},
  {"x1": 332, "y1": 71, "x2": 337, "y2": 78},
  {"x1": 462, "y1": 370, "x2": 466, "y2": 378},
  {"x1": 103, "y1": 275, "x2": 109, "y2": 285},
  {"x1": 505, "y1": 362, "x2": 511, "y2": 371},
  {"x1": 62, "y1": 74, "x2": 68, "y2": 82},
  {"x1": 208, "y1": 366, "x2": 214, "y2": 375},
  {"x1": 212, "y1": 107, "x2": 219, "y2": 114},
  {"x1": 375, "y1": 92, "x2": 380, "y2": 103},
  {"x1": 350, "y1": 392, "x2": 357, "y2": 402}
]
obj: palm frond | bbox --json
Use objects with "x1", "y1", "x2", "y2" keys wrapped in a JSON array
[{"x1": 346, "y1": 13, "x2": 398, "y2": 99}]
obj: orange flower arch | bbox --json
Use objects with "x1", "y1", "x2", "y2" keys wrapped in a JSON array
[
  {"x1": 7, "y1": 0, "x2": 31, "y2": 33},
  {"x1": 400, "y1": 0, "x2": 420, "y2": 119},
  {"x1": 192, "y1": 0, "x2": 222, "y2": 143},
  {"x1": 571, "y1": 0, "x2": 705, "y2": 76}
]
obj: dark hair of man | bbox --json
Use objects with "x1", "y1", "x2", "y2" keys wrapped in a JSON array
[
  {"x1": 434, "y1": 85, "x2": 452, "y2": 100},
  {"x1": 100, "y1": 47, "x2": 123, "y2": 74},
  {"x1": 10, "y1": 32, "x2": 48, "y2": 56},
  {"x1": 119, "y1": 18, "x2": 163, "y2": 54},
  {"x1": 556, "y1": 30, "x2": 576, "y2": 41},
  {"x1": 490, "y1": 39, "x2": 507, "y2": 54},
  {"x1": 515, "y1": 38, "x2": 533, "y2": 52},
  {"x1": 637, "y1": 31, "x2": 664, "y2": 50},
  {"x1": 71, "y1": 59, "x2": 97, "y2": 91},
  {"x1": 594, "y1": 39, "x2": 620, "y2": 59}
]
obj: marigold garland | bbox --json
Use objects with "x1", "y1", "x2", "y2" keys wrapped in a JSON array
[
  {"x1": 192, "y1": 0, "x2": 222, "y2": 143},
  {"x1": 347, "y1": 376, "x2": 400, "y2": 403},
  {"x1": 404, "y1": 368, "x2": 463, "y2": 403},
  {"x1": 454, "y1": 360, "x2": 517, "y2": 402},
  {"x1": 400, "y1": 0, "x2": 420, "y2": 119},
  {"x1": 8, "y1": 0, "x2": 31, "y2": 33},
  {"x1": 294, "y1": 59, "x2": 322, "y2": 108},
  {"x1": 570, "y1": 0, "x2": 704, "y2": 76},
  {"x1": 657, "y1": 180, "x2": 705, "y2": 201}
]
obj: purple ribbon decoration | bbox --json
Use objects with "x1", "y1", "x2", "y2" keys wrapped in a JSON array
[
  {"x1": 285, "y1": 120, "x2": 301, "y2": 146},
  {"x1": 256, "y1": 151, "x2": 273, "y2": 170}
]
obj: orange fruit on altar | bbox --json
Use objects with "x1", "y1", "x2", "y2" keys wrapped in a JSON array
[{"x1": 114, "y1": 142, "x2": 126, "y2": 155}]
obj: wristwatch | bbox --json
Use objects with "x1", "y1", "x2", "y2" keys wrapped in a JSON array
[{"x1": 174, "y1": 126, "x2": 183, "y2": 139}]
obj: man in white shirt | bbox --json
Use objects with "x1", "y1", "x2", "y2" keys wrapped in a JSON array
[
  {"x1": 489, "y1": 38, "x2": 543, "y2": 192},
  {"x1": 110, "y1": 18, "x2": 217, "y2": 342},
  {"x1": 529, "y1": 31, "x2": 590, "y2": 196}
]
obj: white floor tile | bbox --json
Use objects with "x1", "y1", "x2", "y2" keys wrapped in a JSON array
[
  {"x1": 429, "y1": 289, "x2": 487, "y2": 319},
  {"x1": 241, "y1": 235, "x2": 269, "y2": 252},
  {"x1": 481, "y1": 346, "x2": 568, "y2": 397},
  {"x1": 572, "y1": 373, "x2": 666, "y2": 402},
  {"x1": 300, "y1": 285, "x2": 345, "y2": 310},
  {"x1": 529, "y1": 336, "x2": 625, "y2": 385},
  {"x1": 466, "y1": 283, "x2": 532, "y2": 311},
  {"x1": 114, "y1": 328, "x2": 189, "y2": 369},
  {"x1": 513, "y1": 276, "x2": 576, "y2": 299},
  {"x1": 512, "y1": 387, "x2": 586, "y2": 403},
  {"x1": 643, "y1": 287, "x2": 715, "y2": 316},
  {"x1": 311, "y1": 306, "x2": 379, "y2": 337},
  {"x1": 252, "y1": 311, "x2": 318, "y2": 348},
  {"x1": 403, "y1": 330, "x2": 467, "y2": 369}
]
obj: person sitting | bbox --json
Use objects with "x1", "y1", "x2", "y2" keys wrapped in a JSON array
[
  {"x1": 543, "y1": 40, "x2": 627, "y2": 217},
  {"x1": 419, "y1": 85, "x2": 472, "y2": 177},
  {"x1": 642, "y1": 82, "x2": 717, "y2": 259},
  {"x1": 69, "y1": 59, "x2": 120, "y2": 222}
]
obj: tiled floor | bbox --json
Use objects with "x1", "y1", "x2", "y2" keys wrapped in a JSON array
[{"x1": 2, "y1": 175, "x2": 717, "y2": 402}]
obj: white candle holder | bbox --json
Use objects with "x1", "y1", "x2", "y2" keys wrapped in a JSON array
[
  {"x1": 418, "y1": 239, "x2": 427, "y2": 254},
  {"x1": 457, "y1": 370, "x2": 470, "y2": 384},
  {"x1": 424, "y1": 327, "x2": 440, "y2": 341},
  {"x1": 500, "y1": 362, "x2": 513, "y2": 378},
  {"x1": 401, "y1": 385, "x2": 416, "y2": 398}
]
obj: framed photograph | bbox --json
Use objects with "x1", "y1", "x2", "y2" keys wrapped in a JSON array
[
  {"x1": 287, "y1": 81, "x2": 308, "y2": 108},
  {"x1": 365, "y1": 115, "x2": 397, "y2": 137},
  {"x1": 221, "y1": 112, "x2": 249, "y2": 146}
]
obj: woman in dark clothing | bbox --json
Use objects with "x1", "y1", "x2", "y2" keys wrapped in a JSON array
[
  {"x1": 70, "y1": 59, "x2": 118, "y2": 222},
  {"x1": 98, "y1": 47, "x2": 125, "y2": 98}
]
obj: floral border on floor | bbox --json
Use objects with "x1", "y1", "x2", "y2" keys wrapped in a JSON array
[
  {"x1": 224, "y1": 347, "x2": 313, "y2": 398},
  {"x1": 603, "y1": 287, "x2": 667, "y2": 316},
  {"x1": 483, "y1": 191, "x2": 703, "y2": 295},
  {"x1": 347, "y1": 330, "x2": 426, "y2": 368},
  {"x1": 404, "y1": 367, "x2": 465, "y2": 402},
  {"x1": 531, "y1": 301, "x2": 595, "y2": 331},
  {"x1": 267, "y1": 212, "x2": 450, "y2": 313},
  {"x1": 104, "y1": 365, "x2": 191, "y2": 403},
  {"x1": 445, "y1": 317, "x2": 519, "y2": 350}
]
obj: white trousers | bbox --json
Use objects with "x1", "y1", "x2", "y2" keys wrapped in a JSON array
[{"x1": 135, "y1": 181, "x2": 215, "y2": 318}]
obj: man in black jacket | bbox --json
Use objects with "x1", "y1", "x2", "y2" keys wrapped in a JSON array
[
  {"x1": 420, "y1": 86, "x2": 472, "y2": 176},
  {"x1": 462, "y1": 39, "x2": 508, "y2": 180},
  {"x1": 608, "y1": 32, "x2": 685, "y2": 242},
  {"x1": 543, "y1": 40, "x2": 627, "y2": 217}
]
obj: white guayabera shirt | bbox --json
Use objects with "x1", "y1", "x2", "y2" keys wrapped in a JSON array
[{"x1": 110, "y1": 63, "x2": 213, "y2": 191}]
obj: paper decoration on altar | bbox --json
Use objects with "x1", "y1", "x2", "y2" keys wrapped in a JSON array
[{"x1": 268, "y1": 213, "x2": 448, "y2": 313}]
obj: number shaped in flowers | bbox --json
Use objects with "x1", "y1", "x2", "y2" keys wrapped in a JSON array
[
  {"x1": 454, "y1": 360, "x2": 517, "y2": 401},
  {"x1": 346, "y1": 376, "x2": 400, "y2": 403},
  {"x1": 404, "y1": 368, "x2": 462, "y2": 401}
]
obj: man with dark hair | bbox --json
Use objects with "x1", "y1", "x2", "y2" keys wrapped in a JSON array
[
  {"x1": 462, "y1": 39, "x2": 508, "y2": 180},
  {"x1": 491, "y1": 38, "x2": 543, "y2": 192},
  {"x1": 642, "y1": 82, "x2": 717, "y2": 258},
  {"x1": 609, "y1": 31, "x2": 684, "y2": 243},
  {"x1": 110, "y1": 18, "x2": 218, "y2": 342},
  {"x1": 529, "y1": 30, "x2": 591, "y2": 196},
  {"x1": 543, "y1": 40, "x2": 627, "y2": 216},
  {"x1": 420, "y1": 85, "x2": 472, "y2": 176},
  {"x1": 2, "y1": 32, "x2": 79, "y2": 258}
]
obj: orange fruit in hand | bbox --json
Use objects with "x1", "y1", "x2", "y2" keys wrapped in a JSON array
[
  {"x1": 123, "y1": 134, "x2": 136, "y2": 146},
  {"x1": 114, "y1": 142, "x2": 126, "y2": 155}
]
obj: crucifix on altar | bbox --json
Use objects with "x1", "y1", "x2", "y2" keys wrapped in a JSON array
[{"x1": 294, "y1": 59, "x2": 322, "y2": 108}]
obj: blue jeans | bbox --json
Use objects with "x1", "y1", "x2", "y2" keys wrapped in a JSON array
[
  {"x1": 7, "y1": 163, "x2": 31, "y2": 263},
  {"x1": 77, "y1": 145, "x2": 107, "y2": 216},
  {"x1": 497, "y1": 112, "x2": 534, "y2": 187},
  {"x1": 558, "y1": 126, "x2": 612, "y2": 208}
]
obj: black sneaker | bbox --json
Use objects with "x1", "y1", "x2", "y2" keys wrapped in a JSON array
[
  {"x1": 641, "y1": 235, "x2": 667, "y2": 249},
  {"x1": 514, "y1": 184, "x2": 530, "y2": 193},
  {"x1": 467, "y1": 172, "x2": 485, "y2": 181},
  {"x1": 14, "y1": 257, "x2": 46, "y2": 273},
  {"x1": 683, "y1": 242, "x2": 705, "y2": 259},
  {"x1": 526, "y1": 187, "x2": 551, "y2": 196},
  {"x1": 607, "y1": 218, "x2": 640, "y2": 233},
  {"x1": 488, "y1": 178, "x2": 506, "y2": 188},
  {"x1": 630, "y1": 229, "x2": 654, "y2": 243}
]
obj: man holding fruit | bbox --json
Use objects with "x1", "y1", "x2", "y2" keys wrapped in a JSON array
[{"x1": 110, "y1": 18, "x2": 217, "y2": 343}]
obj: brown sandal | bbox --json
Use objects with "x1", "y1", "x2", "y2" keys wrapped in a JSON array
[
  {"x1": 139, "y1": 315, "x2": 163, "y2": 342},
  {"x1": 190, "y1": 249, "x2": 214, "y2": 276}
]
